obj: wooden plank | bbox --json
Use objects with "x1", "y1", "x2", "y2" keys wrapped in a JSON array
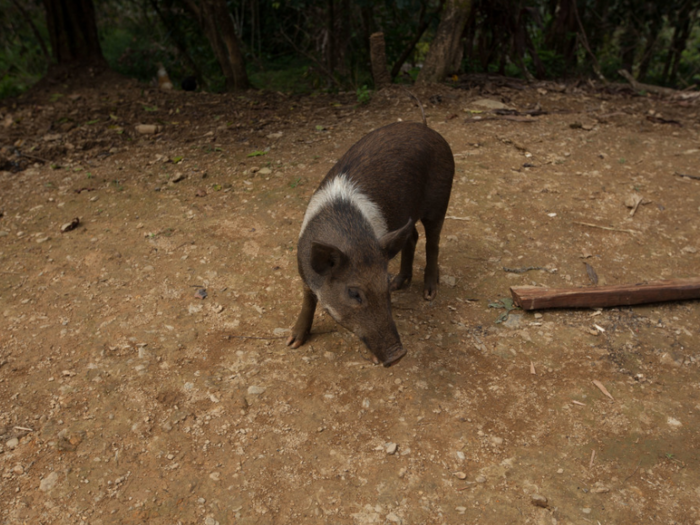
[{"x1": 510, "y1": 278, "x2": 700, "y2": 311}]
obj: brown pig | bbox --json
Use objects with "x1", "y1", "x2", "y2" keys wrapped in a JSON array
[{"x1": 286, "y1": 121, "x2": 455, "y2": 366}]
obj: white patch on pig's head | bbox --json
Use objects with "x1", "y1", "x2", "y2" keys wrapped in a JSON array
[{"x1": 299, "y1": 174, "x2": 388, "y2": 239}]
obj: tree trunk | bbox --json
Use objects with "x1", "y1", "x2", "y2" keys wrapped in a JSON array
[
  {"x1": 209, "y1": 0, "x2": 250, "y2": 90},
  {"x1": 618, "y1": 21, "x2": 638, "y2": 77},
  {"x1": 636, "y1": 14, "x2": 662, "y2": 82},
  {"x1": 545, "y1": 0, "x2": 578, "y2": 67},
  {"x1": 42, "y1": 0, "x2": 104, "y2": 64},
  {"x1": 417, "y1": 0, "x2": 472, "y2": 84},
  {"x1": 182, "y1": 0, "x2": 250, "y2": 91},
  {"x1": 150, "y1": 0, "x2": 204, "y2": 88},
  {"x1": 369, "y1": 32, "x2": 392, "y2": 88},
  {"x1": 390, "y1": 0, "x2": 433, "y2": 79},
  {"x1": 327, "y1": 0, "x2": 336, "y2": 74},
  {"x1": 11, "y1": 0, "x2": 51, "y2": 63},
  {"x1": 662, "y1": 0, "x2": 696, "y2": 86}
]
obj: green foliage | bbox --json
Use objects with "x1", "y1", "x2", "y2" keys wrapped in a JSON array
[
  {"x1": 0, "y1": 0, "x2": 48, "y2": 100},
  {"x1": 1, "y1": 0, "x2": 699, "y2": 100},
  {"x1": 355, "y1": 85, "x2": 371, "y2": 104},
  {"x1": 247, "y1": 57, "x2": 322, "y2": 94}
]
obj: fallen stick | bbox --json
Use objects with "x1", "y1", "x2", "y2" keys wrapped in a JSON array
[
  {"x1": 675, "y1": 171, "x2": 700, "y2": 181},
  {"x1": 574, "y1": 221, "x2": 640, "y2": 235},
  {"x1": 510, "y1": 278, "x2": 700, "y2": 310}
]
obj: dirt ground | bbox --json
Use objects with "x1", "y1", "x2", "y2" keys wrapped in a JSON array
[{"x1": 1, "y1": 69, "x2": 699, "y2": 525}]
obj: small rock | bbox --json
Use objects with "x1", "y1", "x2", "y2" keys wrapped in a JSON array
[
  {"x1": 258, "y1": 167, "x2": 272, "y2": 176},
  {"x1": 455, "y1": 507, "x2": 467, "y2": 514},
  {"x1": 136, "y1": 124, "x2": 162, "y2": 134},
  {"x1": 475, "y1": 475, "x2": 486, "y2": 483},
  {"x1": 36, "y1": 236, "x2": 50, "y2": 243},
  {"x1": 386, "y1": 512, "x2": 401, "y2": 523},
  {"x1": 40, "y1": 472, "x2": 59, "y2": 492},
  {"x1": 454, "y1": 472, "x2": 467, "y2": 480},
  {"x1": 503, "y1": 314, "x2": 522, "y2": 328},
  {"x1": 531, "y1": 494, "x2": 548, "y2": 508},
  {"x1": 440, "y1": 274, "x2": 456, "y2": 287},
  {"x1": 209, "y1": 471, "x2": 220, "y2": 481},
  {"x1": 385, "y1": 442, "x2": 398, "y2": 455},
  {"x1": 204, "y1": 518, "x2": 219, "y2": 525},
  {"x1": 667, "y1": 416, "x2": 682, "y2": 427},
  {"x1": 398, "y1": 468, "x2": 407, "y2": 478},
  {"x1": 60, "y1": 218, "x2": 80, "y2": 232},
  {"x1": 171, "y1": 172, "x2": 186, "y2": 183},
  {"x1": 471, "y1": 98, "x2": 510, "y2": 110},
  {"x1": 582, "y1": 508, "x2": 592, "y2": 514},
  {"x1": 273, "y1": 327, "x2": 289, "y2": 336},
  {"x1": 0, "y1": 231, "x2": 9, "y2": 237},
  {"x1": 6, "y1": 437, "x2": 19, "y2": 450},
  {"x1": 247, "y1": 385, "x2": 266, "y2": 395}
]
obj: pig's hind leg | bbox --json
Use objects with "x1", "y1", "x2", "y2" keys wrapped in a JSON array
[
  {"x1": 422, "y1": 218, "x2": 444, "y2": 300},
  {"x1": 390, "y1": 224, "x2": 419, "y2": 292},
  {"x1": 287, "y1": 285, "x2": 317, "y2": 348}
]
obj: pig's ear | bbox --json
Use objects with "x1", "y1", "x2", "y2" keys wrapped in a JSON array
[
  {"x1": 379, "y1": 218, "x2": 414, "y2": 259},
  {"x1": 311, "y1": 242, "x2": 348, "y2": 276}
]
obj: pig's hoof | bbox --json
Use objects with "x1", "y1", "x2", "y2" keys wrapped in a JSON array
[
  {"x1": 423, "y1": 285, "x2": 438, "y2": 301},
  {"x1": 390, "y1": 273, "x2": 411, "y2": 291},
  {"x1": 286, "y1": 333, "x2": 307, "y2": 348},
  {"x1": 382, "y1": 346, "x2": 407, "y2": 367}
]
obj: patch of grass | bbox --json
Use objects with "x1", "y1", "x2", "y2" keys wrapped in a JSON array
[{"x1": 248, "y1": 56, "x2": 325, "y2": 94}]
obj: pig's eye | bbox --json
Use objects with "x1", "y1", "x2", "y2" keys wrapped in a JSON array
[{"x1": 347, "y1": 287, "x2": 363, "y2": 305}]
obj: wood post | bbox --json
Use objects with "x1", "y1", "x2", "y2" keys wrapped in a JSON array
[
  {"x1": 369, "y1": 32, "x2": 392, "y2": 88},
  {"x1": 510, "y1": 278, "x2": 700, "y2": 310}
]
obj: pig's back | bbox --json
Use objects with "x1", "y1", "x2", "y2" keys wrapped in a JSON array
[{"x1": 323, "y1": 122, "x2": 454, "y2": 232}]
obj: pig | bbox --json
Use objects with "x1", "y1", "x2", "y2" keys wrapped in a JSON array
[{"x1": 286, "y1": 120, "x2": 454, "y2": 366}]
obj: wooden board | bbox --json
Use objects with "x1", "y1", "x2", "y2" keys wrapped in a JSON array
[{"x1": 510, "y1": 278, "x2": 700, "y2": 311}]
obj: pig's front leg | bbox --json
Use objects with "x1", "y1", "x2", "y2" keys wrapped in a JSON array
[{"x1": 286, "y1": 285, "x2": 317, "y2": 348}]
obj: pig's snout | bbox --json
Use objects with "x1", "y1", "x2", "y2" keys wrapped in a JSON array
[{"x1": 381, "y1": 344, "x2": 406, "y2": 367}]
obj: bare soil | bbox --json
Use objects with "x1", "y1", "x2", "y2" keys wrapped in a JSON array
[{"x1": 1, "y1": 69, "x2": 699, "y2": 525}]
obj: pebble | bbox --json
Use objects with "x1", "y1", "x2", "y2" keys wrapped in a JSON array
[
  {"x1": 454, "y1": 472, "x2": 467, "y2": 480},
  {"x1": 209, "y1": 472, "x2": 221, "y2": 481},
  {"x1": 475, "y1": 475, "x2": 486, "y2": 483},
  {"x1": 582, "y1": 508, "x2": 592, "y2": 514},
  {"x1": 247, "y1": 385, "x2": 266, "y2": 395},
  {"x1": 39, "y1": 472, "x2": 59, "y2": 492},
  {"x1": 135, "y1": 124, "x2": 161, "y2": 134},
  {"x1": 386, "y1": 512, "x2": 401, "y2": 523},
  {"x1": 0, "y1": 231, "x2": 8, "y2": 237},
  {"x1": 385, "y1": 442, "x2": 398, "y2": 455},
  {"x1": 667, "y1": 416, "x2": 682, "y2": 427},
  {"x1": 171, "y1": 172, "x2": 186, "y2": 183},
  {"x1": 398, "y1": 468, "x2": 407, "y2": 478},
  {"x1": 456, "y1": 451, "x2": 465, "y2": 460},
  {"x1": 205, "y1": 517, "x2": 219, "y2": 525},
  {"x1": 6, "y1": 437, "x2": 19, "y2": 450},
  {"x1": 258, "y1": 167, "x2": 272, "y2": 176},
  {"x1": 531, "y1": 494, "x2": 548, "y2": 508}
]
